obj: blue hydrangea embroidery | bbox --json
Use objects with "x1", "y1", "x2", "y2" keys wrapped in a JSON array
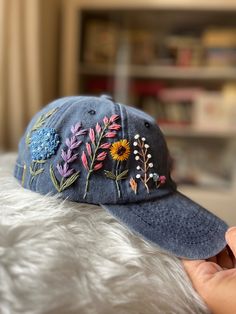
[{"x1": 30, "y1": 127, "x2": 60, "y2": 161}]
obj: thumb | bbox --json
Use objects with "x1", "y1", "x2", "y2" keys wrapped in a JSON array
[
  {"x1": 182, "y1": 259, "x2": 221, "y2": 289},
  {"x1": 225, "y1": 227, "x2": 236, "y2": 258}
]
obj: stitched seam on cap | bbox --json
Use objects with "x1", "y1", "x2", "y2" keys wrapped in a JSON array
[{"x1": 129, "y1": 206, "x2": 218, "y2": 245}]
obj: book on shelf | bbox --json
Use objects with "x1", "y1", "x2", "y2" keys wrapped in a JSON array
[
  {"x1": 167, "y1": 138, "x2": 233, "y2": 188},
  {"x1": 164, "y1": 36, "x2": 203, "y2": 67},
  {"x1": 193, "y1": 87, "x2": 236, "y2": 132},
  {"x1": 128, "y1": 29, "x2": 157, "y2": 65},
  {"x1": 83, "y1": 19, "x2": 118, "y2": 64},
  {"x1": 202, "y1": 28, "x2": 236, "y2": 67}
]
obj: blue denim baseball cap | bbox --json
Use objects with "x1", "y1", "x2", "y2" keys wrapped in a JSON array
[{"x1": 14, "y1": 95, "x2": 228, "y2": 259}]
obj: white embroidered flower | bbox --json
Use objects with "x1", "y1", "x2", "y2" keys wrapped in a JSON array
[
  {"x1": 135, "y1": 156, "x2": 140, "y2": 160},
  {"x1": 136, "y1": 174, "x2": 141, "y2": 179},
  {"x1": 133, "y1": 150, "x2": 138, "y2": 154},
  {"x1": 147, "y1": 154, "x2": 152, "y2": 159},
  {"x1": 149, "y1": 173, "x2": 154, "y2": 178},
  {"x1": 134, "y1": 134, "x2": 140, "y2": 139},
  {"x1": 141, "y1": 137, "x2": 146, "y2": 141},
  {"x1": 136, "y1": 166, "x2": 141, "y2": 170},
  {"x1": 133, "y1": 142, "x2": 138, "y2": 146},
  {"x1": 144, "y1": 144, "x2": 149, "y2": 148},
  {"x1": 149, "y1": 163, "x2": 153, "y2": 168}
]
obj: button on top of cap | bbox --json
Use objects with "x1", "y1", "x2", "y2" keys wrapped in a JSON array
[{"x1": 100, "y1": 94, "x2": 114, "y2": 101}]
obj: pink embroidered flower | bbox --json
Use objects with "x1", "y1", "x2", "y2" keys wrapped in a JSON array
[
  {"x1": 89, "y1": 128, "x2": 95, "y2": 143},
  {"x1": 109, "y1": 124, "x2": 121, "y2": 130},
  {"x1": 96, "y1": 123, "x2": 101, "y2": 134},
  {"x1": 105, "y1": 132, "x2": 117, "y2": 138},
  {"x1": 83, "y1": 114, "x2": 120, "y2": 199},
  {"x1": 94, "y1": 163, "x2": 103, "y2": 171},
  {"x1": 109, "y1": 114, "x2": 119, "y2": 123},
  {"x1": 100, "y1": 143, "x2": 111, "y2": 149},
  {"x1": 96, "y1": 151, "x2": 107, "y2": 161},
  {"x1": 81, "y1": 151, "x2": 89, "y2": 170},
  {"x1": 103, "y1": 116, "x2": 109, "y2": 125},
  {"x1": 86, "y1": 143, "x2": 92, "y2": 156}
]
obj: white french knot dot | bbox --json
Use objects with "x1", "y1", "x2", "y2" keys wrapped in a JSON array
[
  {"x1": 149, "y1": 173, "x2": 154, "y2": 178},
  {"x1": 141, "y1": 137, "x2": 146, "y2": 141},
  {"x1": 135, "y1": 156, "x2": 140, "y2": 160},
  {"x1": 134, "y1": 150, "x2": 138, "y2": 154},
  {"x1": 136, "y1": 166, "x2": 140, "y2": 170},
  {"x1": 147, "y1": 154, "x2": 152, "y2": 158},
  {"x1": 144, "y1": 144, "x2": 149, "y2": 148},
  {"x1": 134, "y1": 134, "x2": 140, "y2": 139},
  {"x1": 136, "y1": 174, "x2": 141, "y2": 179},
  {"x1": 149, "y1": 163, "x2": 153, "y2": 167},
  {"x1": 133, "y1": 142, "x2": 138, "y2": 146}
]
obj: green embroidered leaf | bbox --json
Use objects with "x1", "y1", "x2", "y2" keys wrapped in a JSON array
[
  {"x1": 34, "y1": 160, "x2": 46, "y2": 164},
  {"x1": 30, "y1": 167, "x2": 44, "y2": 176},
  {"x1": 116, "y1": 169, "x2": 129, "y2": 181},
  {"x1": 104, "y1": 170, "x2": 116, "y2": 180},
  {"x1": 50, "y1": 165, "x2": 60, "y2": 192},
  {"x1": 60, "y1": 171, "x2": 80, "y2": 191},
  {"x1": 26, "y1": 108, "x2": 58, "y2": 145}
]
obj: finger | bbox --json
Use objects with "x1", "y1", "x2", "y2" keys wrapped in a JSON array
[
  {"x1": 225, "y1": 227, "x2": 236, "y2": 258},
  {"x1": 182, "y1": 259, "x2": 222, "y2": 288},
  {"x1": 182, "y1": 259, "x2": 207, "y2": 278},
  {"x1": 217, "y1": 247, "x2": 234, "y2": 269}
]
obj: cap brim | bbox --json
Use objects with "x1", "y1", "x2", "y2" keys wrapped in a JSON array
[{"x1": 102, "y1": 191, "x2": 228, "y2": 260}]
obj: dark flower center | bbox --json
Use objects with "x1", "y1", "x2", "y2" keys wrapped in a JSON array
[{"x1": 117, "y1": 146, "x2": 126, "y2": 156}]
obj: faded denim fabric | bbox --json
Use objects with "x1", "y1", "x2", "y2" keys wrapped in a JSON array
[{"x1": 14, "y1": 95, "x2": 228, "y2": 259}]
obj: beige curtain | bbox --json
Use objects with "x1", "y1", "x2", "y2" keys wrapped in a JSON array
[{"x1": 0, "y1": 0, "x2": 42, "y2": 151}]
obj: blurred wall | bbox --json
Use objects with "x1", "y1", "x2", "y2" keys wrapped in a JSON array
[
  {"x1": 40, "y1": 0, "x2": 62, "y2": 105},
  {"x1": 0, "y1": 0, "x2": 62, "y2": 152}
]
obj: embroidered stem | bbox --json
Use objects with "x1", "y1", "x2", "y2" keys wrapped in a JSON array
[
  {"x1": 82, "y1": 114, "x2": 121, "y2": 199},
  {"x1": 115, "y1": 161, "x2": 121, "y2": 198},
  {"x1": 29, "y1": 160, "x2": 45, "y2": 186},
  {"x1": 26, "y1": 108, "x2": 58, "y2": 145},
  {"x1": 133, "y1": 134, "x2": 166, "y2": 193},
  {"x1": 83, "y1": 126, "x2": 106, "y2": 199},
  {"x1": 138, "y1": 139, "x2": 150, "y2": 193},
  {"x1": 21, "y1": 164, "x2": 26, "y2": 187}
]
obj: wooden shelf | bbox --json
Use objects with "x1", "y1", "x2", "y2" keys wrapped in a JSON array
[
  {"x1": 161, "y1": 126, "x2": 236, "y2": 138},
  {"x1": 80, "y1": 64, "x2": 236, "y2": 80},
  {"x1": 64, "y1": 0, "x2": 236, "y2": 11}
]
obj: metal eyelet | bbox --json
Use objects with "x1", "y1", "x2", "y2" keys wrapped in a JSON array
[{"x1": 88, "y1": 109, "x2": 96, "y2": 115}]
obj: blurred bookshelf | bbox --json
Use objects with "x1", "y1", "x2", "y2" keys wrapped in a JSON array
[{"x1": 61, "y1": 0, "x2": 236, "y2": 222}]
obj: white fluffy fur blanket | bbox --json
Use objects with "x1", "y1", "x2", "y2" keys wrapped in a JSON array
[{"x1": 0, "y1": 154, "x2": 209, "y2": 314}]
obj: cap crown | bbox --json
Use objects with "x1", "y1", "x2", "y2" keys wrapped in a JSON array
[{"x1": 15, "y1": 95, "x2": 176, "y2": 204}]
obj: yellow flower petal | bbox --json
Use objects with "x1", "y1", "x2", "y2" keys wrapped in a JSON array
[{"x1": 110, "y1": 139, "x2": 130, "y2": 161}]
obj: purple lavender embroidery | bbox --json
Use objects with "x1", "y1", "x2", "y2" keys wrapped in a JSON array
[
  {"x1": 56, "y1": 163, "x2": 74, "y2": 178},
  {"x1": 50, "y1": 122, "x2": 87, "y2": 192}
]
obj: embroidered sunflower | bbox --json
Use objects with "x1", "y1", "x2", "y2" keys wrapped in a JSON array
[{"x1": 110, "y1": 139, "x2": 130, "y2": 161}]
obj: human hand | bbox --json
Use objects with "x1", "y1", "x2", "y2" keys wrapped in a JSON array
[{"x1": 182, "y1": 227, "x2": 236, "y2": 314}]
